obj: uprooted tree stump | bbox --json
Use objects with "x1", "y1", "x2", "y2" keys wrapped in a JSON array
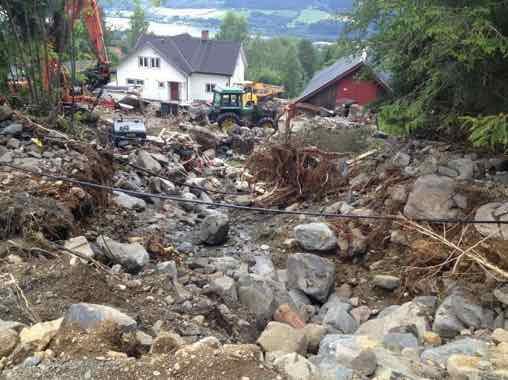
[{"x1": 245, "y1": 141, "x2": 348, "y2": 207}]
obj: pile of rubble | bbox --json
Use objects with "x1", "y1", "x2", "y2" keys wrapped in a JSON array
[{"x1": 2, "y1": 101, "x2": 508, "y2": 379}]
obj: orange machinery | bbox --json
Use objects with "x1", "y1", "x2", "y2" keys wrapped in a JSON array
[{"x1": 43, "y1": 0, "x2": 112, "y2": 107}]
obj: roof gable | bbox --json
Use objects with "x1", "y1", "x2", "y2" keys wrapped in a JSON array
[
  {"x1": 297, "y1": 55, "x2": 391, "y2": 103},
  {"x1": 134, "y1": 34, "x2": 242, "y2": 77}
]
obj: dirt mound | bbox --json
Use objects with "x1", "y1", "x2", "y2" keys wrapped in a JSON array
[{"x1": 0, "y1": 193, "x2": 75, "y2": 241}]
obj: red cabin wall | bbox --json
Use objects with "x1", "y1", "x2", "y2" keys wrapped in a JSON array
[{"x1": 336, "y1": 74, "x2": 382, "y2": 106}]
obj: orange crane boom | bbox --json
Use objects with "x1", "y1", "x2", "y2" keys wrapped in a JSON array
[{"x1": 65, "y1": 0, "x2": 111, "y2": 90}]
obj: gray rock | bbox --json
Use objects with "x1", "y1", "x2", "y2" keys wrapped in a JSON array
[
  {"x1": 0, "y1": 105, "x2": 13, "y2": 122},
  {"x1": 1, "y1": 123, "x2": 22, "y2": 136},
  {"x1": 372, "y1": 275, "x2": 400, "y2": 290},
  {"x1": 97, "y1": 235, "x2": 149, "y2": 273},
  {"x1": 252, "y1": 255, "x2": 276, "y2": 279},
  {"x1": 6, "y1": 138, "x2": 20, "y2": 149},
  {"x1": 448, "y1": 158, "x2": 476, "y2": 180},
  {"x1": 0, "y1": 329, "x2": 18, "y2": 358},
  {"x1": 274, "y1": 353, "x2": 319, "y2": 380},
  {"x1": 433, "y1": 292, "x2": 484, "y2": 338},
  {"x1": 199, "y1": 212, "x2": 229, "y2": 245},
  {"x1": 404, "y1": 175, "x2": 464, "y2": 219},
  {"x1": 494, "y1": 285, "x2": 508, "y2": 305},
  {"x1": 323, "y1": 302, "x2": 358, "y2": 334},
  {"x1": 383, "y1": 333, "x2": 418, "y2": 352},
  {"x1": 64, "y1": 236, "x2": 95, "y2": 260},
  {"x1": 393, "y1": 152, "x2": 411, "y2": 167},
  {"x1": 287, "y1": 253, "x2": 335, "y2": 303},
  {"x1": 0, "y1": 320, "x2": 26, "y2": 332},
  {"x1": 420, "y1": 338, "x2": 488, "y2": 366},
  {"x1": 0, "y1": 150, "x2": 13, "y2": 163},
  {"x1": 433, "y1": 295, "x2": 465, "y2": 339},
  {"x1": 351, "y1": 349, "x2": 377, "y2": 376},
  {"x1": 156, "y1": 261, "x2": 177, "y2": 281},
  {"x1": 136, "y1": 150, "x2": 161, "y2": 172},
  {"x1": 475, "y1": 203, "x2": 508, "y2": 240},
  {"x1": 112, "y1": 191, "x2": 146, "y2": 210},
  {"x1": 238, "y1": 277, "x2": 277, "y2": 327},
  {"x1": 351, "y1": 306, "x2": 372, "y2": 324},
  {"x1": 210, "y1": 275, "x2": 238, "y2": 303},
  {"x1": 288, "y1": 289, "x2": 312, "y2": 310},
  {"x1": 64, "y1": 303, "x2": 137, "y2": 329},
  {"x1": 257, "y1": 322, "x2": 307, "y2": 354},
  {"x1": 310, "y1": 355, "x2": 354, "y2": 380},
  {"x1": 294, "y1": 223, "x2": 337, "y2": 251},
  {"x1": 356, "y1": 299, "x2": 430, "y2": 341},
  {"x1": 22, "y1": 356, "x2": 42, "y2": 368}
]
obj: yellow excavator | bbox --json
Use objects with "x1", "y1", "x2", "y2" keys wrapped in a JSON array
[{"x1": 234, "y1": 81, "x2": 285, "y2": 106}]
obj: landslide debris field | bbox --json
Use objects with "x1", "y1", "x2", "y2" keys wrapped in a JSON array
[{"x1": 2, "y1": 103, "x2": 508, "y2": 380}]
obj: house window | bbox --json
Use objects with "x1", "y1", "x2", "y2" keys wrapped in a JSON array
[
  {"x1": 205, "y1": 83, "x2": 216, "y2": 93},
  {"x1": 127, "y1": 79, "x2": 144, "y2": 86},
  {"x1": 139, "y1": 56, "x2": 150, "y2": 68},
  {"x1": 151, "y1": 57, "x2": 160, "y2": 69},
  {"x1": 158, "y1": 81, "x2": 165, "y2": 88}
]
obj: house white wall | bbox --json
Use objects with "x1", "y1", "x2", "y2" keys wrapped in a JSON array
[
  {"x1": 115, "y1": 45, "x2": 246, "y2": 103},
  {"x1": 231, "y1": 49, "x2": 246, "y2": 85},
  {"x1": 189, "y1": 73, "x2": 230, "y2": 103},
  {"x1": 115, "y1": 45, "x2": 188, "y2": 102}
]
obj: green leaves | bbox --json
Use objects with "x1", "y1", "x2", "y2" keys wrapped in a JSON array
[{"x1": 347, "y1": 0, "x2": 508, "y2": 148}]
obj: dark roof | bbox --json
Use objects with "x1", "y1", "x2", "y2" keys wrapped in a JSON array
[
  {"x1": 134, "y1": 34, "x2": 243, "y2": 76},
  {"x1": 296, "y1": 55, "x2": 391, "y2": 103}
]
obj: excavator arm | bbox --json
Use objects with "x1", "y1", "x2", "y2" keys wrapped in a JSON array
[{"x1": 66, "y1": 0, "x2": 111, "y2": 91}]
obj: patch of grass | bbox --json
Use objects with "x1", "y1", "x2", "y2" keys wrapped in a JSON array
[{"x1": 293, "y1": 8, "x2": 332, "y2": 25}]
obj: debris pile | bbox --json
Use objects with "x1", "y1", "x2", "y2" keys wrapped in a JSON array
[{"x1": 2, "y1": 102, "x2": 508, "y2": 379}]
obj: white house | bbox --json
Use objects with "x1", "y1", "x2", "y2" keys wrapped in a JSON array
[{"x1": 114, "y1": 31, "x2": 247, "y2": 104}]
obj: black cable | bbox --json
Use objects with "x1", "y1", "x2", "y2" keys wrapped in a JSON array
[{"x1": 2, "y1": 162, "x2": 507, "y2": 225}]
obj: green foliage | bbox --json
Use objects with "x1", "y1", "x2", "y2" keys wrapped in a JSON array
[
  {"x1": 127, "y1": 0, "x2": 148, "y2": 49},
  {"x1": 346, "y1": 0, "x2": 508, "y2": 148},
  {"x1": 462, "y1": 114, "x2": 508, "y2": 149},
  {"x1": 297, "y1": 39, "x2": 317, "y2": 81},
  {"x1": 283, "y1": 45, "x2": 305, "y2": 98},
  {"x1": 215, "y1": 12, "x2": 249, "y2": 43},
  {"x1": 244, "y1": 36, "x2": 306, "y2": 98}
]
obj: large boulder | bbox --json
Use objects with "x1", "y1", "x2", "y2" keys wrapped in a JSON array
[
  {"x1": 199, "y1": 212, "x2": 229, "y2": 245},
  {"x1": 64, "y1": 303, "x2": 137, "y2": 330},
  {"x1": 19, "y1": 318, "x2": 63, "y2": 348},
  {"x1": 294, "y1": 223, "x2": 337, "y2": 251},
  {"x1": 257, "y1": 321, "x2": 307, "y2": 354},
  {"x1": 96, "y1": 235, "x2": 149, "y2": 272},
  {"x1": 112, "y1": 191, "x2": 146, "y2": 211},
  {"x1": 404, "y1": 175, "x2": 465, "y2": 220},
  {"x1": 135, "y1": 150, "x2": 162, "y2": 172},
  {"x1": 237, "y1": 276, "x2": 277, "y2": 327},
  {"x1": 0, "y1": 104, "x2": 13, "y2": 122},
  {"x1": 474, "y1": 202, "x2": 508, "y2": 240},
  {"x1": 355, "y1": 299, "x2": 433, "y2": 341},
  {"x1": 287, "y1": 253, "x2": 336, "y2": 303},
  {"x1": 433, "y1": 291, "x2": 485, "y2": 338},
  {"x1": 421, "y1": 338, "x2": 488, "y2": 366}
]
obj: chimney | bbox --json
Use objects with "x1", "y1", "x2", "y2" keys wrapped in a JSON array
[{"x1": 201, "y1": 30, "x2": 209, "y2": 40}]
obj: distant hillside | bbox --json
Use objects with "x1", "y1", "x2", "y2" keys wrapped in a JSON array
[{"x1": 102, "y1": 0, "x2": 353, "y2": 12}]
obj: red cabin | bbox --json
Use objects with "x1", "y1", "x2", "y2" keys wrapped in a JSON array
[{"x1": 296, "y1": 55, "x2": 390, "y2": 109}]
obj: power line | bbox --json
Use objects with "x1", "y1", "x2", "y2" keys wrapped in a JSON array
[{"x1": 1, "y1": 162, "x2": 507, "y2": 225}]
